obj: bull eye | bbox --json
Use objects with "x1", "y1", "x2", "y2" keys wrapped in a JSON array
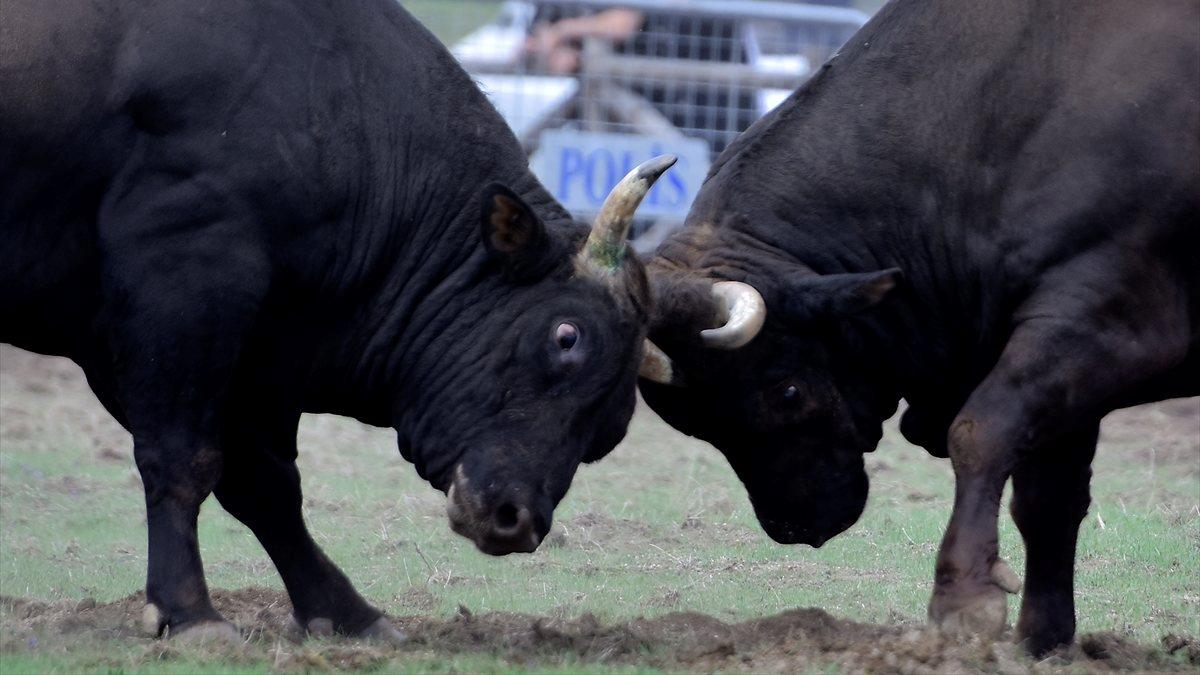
[
  {"x1": 554, "y1": 322, "x2": 579, "y2": 351},
  {"x1": 781, "y1": 384, "x2": 800, "y2": 403}
]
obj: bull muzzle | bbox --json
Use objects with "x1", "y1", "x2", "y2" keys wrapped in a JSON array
[{"x1": 445, "y1": 465, "x2": 543, "y2": 555}]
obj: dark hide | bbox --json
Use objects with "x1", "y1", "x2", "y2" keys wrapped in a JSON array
[
  {"x1": 1, "y1": 0, "x2": 649, "y2": 638},
  {"x1": 641, "y1": 0, "x2": 1198, "y2": 657}
]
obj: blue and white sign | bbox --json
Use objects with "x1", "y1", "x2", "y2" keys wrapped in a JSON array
[{"x1": 531, "y1": 130, "x2": 711, "y2": 220}]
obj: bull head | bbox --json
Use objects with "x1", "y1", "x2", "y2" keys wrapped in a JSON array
[
  {"x1": 440, "y1": 155, "x2": 680, "y2": 556},
  {"x1": 636, "y1": 266, "x2": 905, "y2": 548},
  {"x1": 639, "y1": 267, "x2": 904, "y2": 384}
]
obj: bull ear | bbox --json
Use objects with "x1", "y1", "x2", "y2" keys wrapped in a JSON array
[
  {"x1": 783, "y1": 268, "x2": 903, "y2": 321},
  {"x1": 480, "y1": 183, "x2": 554, "y2": 279}
]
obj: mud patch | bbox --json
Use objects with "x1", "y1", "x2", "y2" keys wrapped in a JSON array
[
  {"x1": 1100, "y1": 399, "x2": 1200, "y2": 470},
  {"x1": 1, "y1": 589, "x2": 1192, "y2": 673}
]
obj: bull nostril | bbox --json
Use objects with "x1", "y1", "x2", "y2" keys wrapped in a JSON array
[
  {"x1": 492, "y1": 502, "x2": 531, "y2": 538},
  {"x1": 495, "y1": 503, "x2": 519, "y2": 530},
  {"x1": 471, "y1": 501, "x2": 541, "y2": 554}
]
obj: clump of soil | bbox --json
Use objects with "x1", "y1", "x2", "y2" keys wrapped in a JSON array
[{"x1": 1, "y1": 589, "x2": 1193, "y2": 673}]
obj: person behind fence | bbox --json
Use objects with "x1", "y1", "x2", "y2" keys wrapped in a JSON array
[
  {"x1": 522, "y1": 2, "x2": 755, "y2": 153},
  {"x1": 524, "y1": 7, "x2": 646, "y2": 74},
  {"x1": 524, "y1": 0, "x2": 857, "y2": 75}
]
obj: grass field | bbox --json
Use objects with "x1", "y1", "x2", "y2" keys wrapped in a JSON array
[{"x1": 1, "y1": 344, "x2": 1197, "y2": 673}]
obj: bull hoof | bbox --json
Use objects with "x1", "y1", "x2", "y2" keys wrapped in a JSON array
[
  {"x1": 142, "y1": 603, "x2": 166, "y2": 637},
  {"x1": 929, "y1": 561, "x2": 1018, "y2": 638},
  {"x1": 301, "y1": 616, "x2": 405, "y2": 645},
  {"x1": 358, "y1": 617, "x2": 406, "y2": 645},
  {"x1": 931, "y1": 589, "x2": 1007, "y2": 637},
  {"x1": 306, "y1": 617, "x2": 335, "y2": 637},
  {"x1": 1016, "y1": 596, "x2": 1075, "y2": 657},
  {"x1": 1017, "y1": 624, "x2": 1073, "y2": 658},
  {"x1": 172, "y1": 620, "x2": 242, "y2": 645}
]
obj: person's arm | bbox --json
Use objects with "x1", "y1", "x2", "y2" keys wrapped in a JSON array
[
  {"x1": 528, "y1": 8, "x2": 645, "y2": 54},
  {"x1": 525, "y1": 8, "x2": 645, "y2": 74},
  {"x1": 545, "y1": 8, "x2": 645, "y2": 44}
]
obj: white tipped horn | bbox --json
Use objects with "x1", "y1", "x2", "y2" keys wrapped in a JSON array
[
  {"x1": 577, "y1": 155, "x2": 677, "y2": 275},
  {"x1": 700, "y1": 281, "x2": 766, "y2": 349}
]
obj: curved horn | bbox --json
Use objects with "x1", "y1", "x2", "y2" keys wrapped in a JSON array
[
  {"x1": 638, "y1": 339, "x2": 681, "y2": 385},
  {"x1": 700, "y1": 281, "x2": 766, "y2": 349},
  {"x1": 577, "y1": 155, "x2": 677, "y2": 275}
]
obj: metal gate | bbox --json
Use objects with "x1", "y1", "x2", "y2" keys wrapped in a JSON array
[{"x1": 404, "y1": 0, "x2": 868, "y2": 229}]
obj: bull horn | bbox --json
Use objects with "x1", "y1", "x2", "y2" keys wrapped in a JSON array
[
  {"x1": 638, "y1": 339, "x2": 681, "y2": 385},
  {"x1": 700, "y1": 281, "x2": 766, "y2": 349},
  {"x1": 577, "y1": 155, "x2": 677, "y2": 275}
]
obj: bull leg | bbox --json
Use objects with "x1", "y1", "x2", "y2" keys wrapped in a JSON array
[
  {"x1": 213, "y1": 443, "x2": 403, "y2": 642},
  {"x1": 135, "y1": 437, "x2": 234, "y2": 641},
  {"x1": 926, "y1": 303, "x2": 1180, "y2": 648},
  {"x1": 1010, "y1": 424, "x2": 1098, "y2": 656},
  {"x1": 927, "y1": 417, "x2": 1016, "y2": 638},
  {"x1": 119, "y1": 324, "x2": 250, "y2": 642},
  {"x1": 99, "y1": 171, "x2": 269, "y2": 641}
]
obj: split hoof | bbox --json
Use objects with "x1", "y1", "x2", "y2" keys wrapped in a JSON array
[
  {"x1": 172, "y1": 620, "x2": 242, "y2": 646},
  {"x1": 142, "y1": 602, "x2": 241, "y2": 645},
  {"x1": 934, "y1": 595, "x2": 1008, "y2": 637},
  {"x1": 301, "y1": 616, "x2": 405, "y2": 645},
  {"x1": 1016, "y1": 593, "x2": 1076, "y2": 657},
  {"x1": 359, "y1": 617, "x2": 406, "y2": 645},
  {"x1": 306, "y1": 617, "x2": 335, "y2": 637},
  {"x1": 929, "y1": 580, "x2": 1010, "y2": 638}
]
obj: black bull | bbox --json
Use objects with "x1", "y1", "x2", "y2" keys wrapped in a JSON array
[
  {"x1": 639, "y1": 0, "x2": 1198, "y2": 658},
  {"x1": 0, "y1": 0, "x2": 677, "y2": 641}
]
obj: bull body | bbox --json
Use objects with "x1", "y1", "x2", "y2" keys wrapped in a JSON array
[
  {"x1": 1, "y1": 0, "x2": 659, "y2": 639},
  {"x1": 640, "y1": 0, "x2": 1198, "y2": 655}
]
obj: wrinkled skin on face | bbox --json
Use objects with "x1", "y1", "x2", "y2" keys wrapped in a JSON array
[
  {"x1": 388, "y1": 175, "x2": 660, "y2": 556},
  {"x1": 402, "y1": 263, "x2": 647, "y2": 555},
  {"x1": 639, "y1": 266, "x2": 902, "y2": 547}
]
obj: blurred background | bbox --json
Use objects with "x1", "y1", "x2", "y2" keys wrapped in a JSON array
[{"x1": 405, "y1": 0, "x2": 884, "y2": 249}]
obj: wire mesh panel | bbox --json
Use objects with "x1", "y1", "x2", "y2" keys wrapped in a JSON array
[{"x1": 403, "y1": 0, "x2": 868, "y2": 228}]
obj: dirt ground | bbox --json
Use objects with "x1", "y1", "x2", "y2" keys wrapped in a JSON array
[
  {"x1": 2, "y1": 587, "x2": 1198, "y2": 673},
  {"x1": 1, "y1": 345, "x2": 1197, "y2": 673}
]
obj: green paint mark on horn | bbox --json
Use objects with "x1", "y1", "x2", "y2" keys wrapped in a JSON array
[
  {"x1": 578, "y1": 155, "x2": 678, "y2": 275},
  {"x1": 586, "y1": 237, "x2": 628, "y2": 274}
]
